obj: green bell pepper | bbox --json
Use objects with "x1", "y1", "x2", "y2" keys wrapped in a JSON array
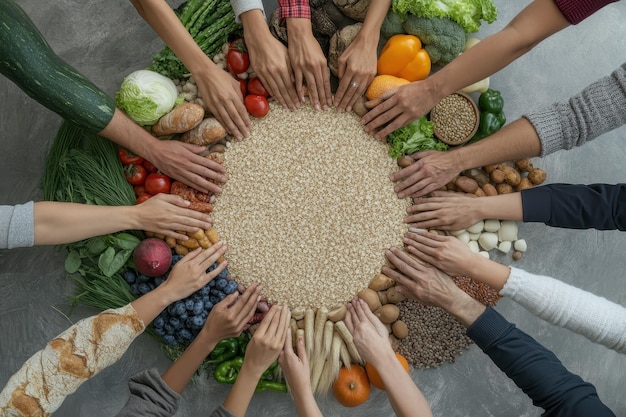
[
  {"x1": 207, "y1": 338, "x2": 239, "y2": 364},
  {"x1": 237, "y1": 332, "x2": 250, "y2": 356},
  {"x1": 256, "y1": 380, "x2": 288, "y2": 393},
  {"x1": 214, "y1": 356, "x2": 244, "y2": 384},
  {"x1": 469, "y1": 88, "x2": 506, "y2": 144}
]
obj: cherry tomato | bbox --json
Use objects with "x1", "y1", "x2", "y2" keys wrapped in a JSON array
[
  {"x1": 118, "y1": 148, "x2": 144, "y2": 166},
  {"x1": 134, "y1": 184, "x2": 146, "y2": 197},
  {"x1": 143, "y1": 160, "x2": 158, "y2": 173},
  {"x1": 226, "y1": 38, "x2": 250, "y2": 74},
  {"x1": 247, "y1": 77, "x2": 269, "y2": 97},
  {"x1": 145, "y1": 172, "x2": 172, "y2": 195},
  {"x1": 237, "y1": 78, "x2": 247, "y2": 97},
  {"x1": 124, "y1": 164, "x2": 147, "y2": 186},
  {"x1": 244, "y1": 95, "x2": 270, "y2": 118},
  {"x1": 136, "y1": 193, "x2": 152, "y2": 204}
]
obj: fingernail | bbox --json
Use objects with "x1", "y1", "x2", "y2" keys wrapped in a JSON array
[
  {"x1": 346, "y1": 107, "x2": 352, "y2": 112},
  {"x1": 315, "y1": 103, "x2": 321, "y2": 110},
  {"x1": 183, "y1": 200, "x2": 191, "y2": 206}
]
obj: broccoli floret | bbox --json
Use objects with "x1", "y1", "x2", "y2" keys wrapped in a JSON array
[
  {"x1": 403, "y1": 16, "x2": 466, "y2": 66},
  {"x1": 381, "y1": 9, "x2": 405, "y2": 39}
]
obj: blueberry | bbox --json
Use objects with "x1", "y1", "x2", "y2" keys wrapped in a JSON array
[
  {"x1": 123, "y1": 270, "x2": 137, "y2": 284},
  {"x1": 208, "y1": 279, "x2": 216, "y2": 288},
  {"x1": 200, "y1": 310, "x2": 209, "y2": 319},
  {"x1": 130, "y1": 283, "x2": 139, "y2": 295},
  {"x1": 192, "y1": 300, "x2": 204, "y2": 315},
  {"x1": 169, "y1": 317, "x2": 181, "y2": 328},
  {"x1": 163, "y1": 334, "x2": 177, "y2": 346},
  {"x1": 200, "y1": 286, "x2": 211, "y2": 296},
  {"x1": 154, "y1": 276, "x2": 167, "y2": 286},
  {"x1": 190, "y1": 315, "x2": 205, "y2": 329},
  {"x1": 178, "y1": 311, "x2": 188, "y2": 321},
  {"x1": 153, "y1": 327, "x2": 165, "y2": 336},
  {"x1": 215, "y1": 278, "x2": 228, "y2": 291},
  {"x1": 138, "y1": 283, "x2": 151, "y2": 295},
  {"x1": 191, "y1": 292, "x2": 203, "y2": 301},
  {"x1": 137, "y1": 274, "x2": 151, "y2": 283},
  {"x1": 153, "y1": 317, "x2": 165, "y2": 329},
  {"x1": 171, "y1": 302, "x2": 186, "y2": 317},
  {"x1": 215, "y1": 290, "x2": 226, "y2": 301},
  {"x1": 185, "y1": 299, "x2": 195, "y2": 311},
  {"x1": 209, "y1": 295, "x2": 220, "y2": 305},
  {"x1": 224, "y1": 281, "x2": 238, "y2": 295},
  {"x1": 202, "y1": 296, "x2": 212, "y2": 306},
  {"x1": 177, "y1": 329, "x2": 193, "y2": 341},
  {"x1": 164, "y1": 323, "x2": 175, "y2": 335},
  {"x1": 171, "y1": 254, "x2": 184, "y2": 266},
  {"x1": 217, "y1": 268, "x2": 229, "y2": 281},
  {"x1": 148, "y1": 282, "x2": 156, "y2": 291}
]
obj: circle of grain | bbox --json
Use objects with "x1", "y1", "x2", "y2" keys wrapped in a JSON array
[{"x1": 212, "y1": 103, "x2": 410, "y2": 308}]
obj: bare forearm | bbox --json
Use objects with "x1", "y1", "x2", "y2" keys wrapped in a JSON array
[
  {"x1": 223, "y1": 364, "x2": 262, "y2": 417},
  {"x1": 358, "y1": 0, "x2": 392, "y2": 43},
  {"x1": 378, "y1": 353, "x2": 432, "y2": 417},
  {"x1": 474, "y1": 193, "x2": 524, "y2": 222},
  {"x1": 131, "y1": 286, "x2": 178, "y2": 324},
  {"x1": 241, "y1": 9, "x2": 271, "y2": 41},
  {"x1": 426, "y1": 0, "x2": 569, "y2": 99},
  {"x1": 465, "y1": 255, "x2": 513, "y2": 292},
  {"x1": 162, "y1": 333, "x2": 217, "y2": 393},
  {"x1": 33, "y1": 202, "x2": 139, "y2": 245},
  {"x1": 291, "y1": 385, "x2": 323, "y2": 417},
  {"x1": 451, "y1": 118, "x2": 541, "y2": 173}
]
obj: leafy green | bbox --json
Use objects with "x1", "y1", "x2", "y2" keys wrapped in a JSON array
[
  {"x1": 115, "y1": 70, "x2": 179, "y2": 126},
  {"x1": 392, "y1": 0, "x2": 497, "y2": 33},
  {"x1": 387, "y1": 116, "x2": 448, "y2": 158}
]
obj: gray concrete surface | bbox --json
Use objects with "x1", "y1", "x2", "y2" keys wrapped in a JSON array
[{"x1": 1, "y1": 0, "x2": 625, "y2": 416}]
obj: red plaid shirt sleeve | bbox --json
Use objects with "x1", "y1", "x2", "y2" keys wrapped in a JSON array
[{"x1": 278, "y1": 0, "x2": 311, "y2": 19}]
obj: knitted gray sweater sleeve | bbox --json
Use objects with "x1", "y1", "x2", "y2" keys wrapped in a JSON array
[
  {"x1": 230, "y1": 0, "x2": 265, "y2": 22},
  {"x1": 114, "y1": 369, "x2": 181, "y2": 417},
  {"x1": 524, "y1": 62, "x2": 626, "y2": 156},
  {"x1": 0, "y1": 201, "x2": 35, "y2": 249}
]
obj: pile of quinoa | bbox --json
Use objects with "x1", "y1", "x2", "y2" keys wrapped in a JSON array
[{"x1": 212, "y1": 102, "x2": 410, "y2": 308}]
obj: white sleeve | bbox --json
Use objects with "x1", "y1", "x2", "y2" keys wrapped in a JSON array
[
  {"x1": 229, "y1": 0, "x2": 265, "y2": 22},
  {"x1": 0, "y1": 201, "x2": 34, "y2": 249},
  {"x1": 501, "y1": 267, "x2": 626, "y2": 353}
]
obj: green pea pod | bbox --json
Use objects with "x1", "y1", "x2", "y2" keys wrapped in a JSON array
[
  {"x1": 478, "y1": 88, "x2": 504, "y2": 113},
  {"x1": 207, "y1": 338, "x2": 239, "y2": 364},
  {"x1": 213, "y1": 356, "x2": 244, "y2": 384},
  {"x1": 256, "y1": 380, "x2": 288, "y2": 393}
]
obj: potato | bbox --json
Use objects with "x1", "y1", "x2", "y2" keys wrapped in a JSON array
[
  {"x1": 474, "y1": 187, "x2": 486, "y2": 197},
  {"x1": 482, "y1": 183, "x2": 498, "y2": 196},
  {"x1": 397, "y1": 156, "x2": 414, "y2": 168},
  {"x1": 515, "y1": 159, "x2": 534, "y2": 172},
  {"x1": 386, "y1": 285, "x2": 406, "y2": 304},
  {"x1": 455, "y1": 176, "x2": 479, "y2": 193},
  {"x1": 378, "y1": 291, "x2": 388, "y2": 305},
  {"x1": 445, "y1": 180, "x2": 458, "y2": 192},
  {"x1": 369, "y1": 273, "x2": 395, "y2": 291},
  {"x1": 205, "y1": 228, "x2": 220, "y2": 244},
  {"x1": 392, "y1": 320, "x2": 409, "y2": 339},
  {"x1": 528, "y1": 168, "x2": 547, "y2": 185},
  {"x1": 503, "y1": 167, "x2": 521, "y2": 186},
  {"x1": 210, "y1": 143, "x2": 227, "y2": 153},
  {"x1": 483, "y1": 164, "x2": 499, "y2": 174},
  {"x1": 374, "y1": 304, "x2": 400, "y2": 324},
  {"x1": 464, "y1": 168, "x2": 490, "y2": 187},
  {"x1": 165, "y1": 236, "x2": 177, "y2": 248},
  {"x1": 516, "y1": 178, "x2": 533, "y2": 191},
  {"x1": 496, "y1": 183, "x2": 514, "y2": 194},
  {"x1": 180, "y1": 238, "x2": 200, "y2": 249},
  {"x1": 489, "y1": 168, "x2": 505, "y2": 184},
  {"x1": 357, "y1": 288, "x2": 381, "y2": 311}
]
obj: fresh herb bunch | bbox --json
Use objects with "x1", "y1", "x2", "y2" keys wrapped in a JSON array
[
  {"x1": 150, "y1": 0, "x2": 242, "y2": 79},
  {"x1": 387, "y1": 116, "x2": 448, "y2": 158}
]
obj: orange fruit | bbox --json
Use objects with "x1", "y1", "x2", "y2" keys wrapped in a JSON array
[
  {"x1": 365, "y1": 75, "x2": 410, "y2": 101},
  {"x1": 365, "y1": 352, "x2": 410, "y2": 391},
  {"x1": 333, "y1": 365, "x2": 371, "y2": 407}
]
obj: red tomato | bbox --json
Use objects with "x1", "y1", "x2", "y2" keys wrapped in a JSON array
[
  {"x1": 237, "y1": 78, "x2": 247, "y2": 97},
  {"x1": 248, "y1": 77, "x2": 268, "y2": 97},
  {"x1": 244, "y1": 95, "x2": 270, "y2": 118},
  {"x1": 143, "y1": 160, "x2": 158, "y2": 173},
  {"x1": 145, "y1": 173, "x2": 172, "y2": 195},
  {"x1": 125, "y1": 164, "x2": 147, "y2": 186},
  {"x1": 134, "y1": 184, "x2": 146, "y2": 197},
  {"x1": 136, "y1": 193, "x2": 152, "y2": 204},
  {"x1": 226, "y1": 38, "x2": 250, "y2": 74},
  {"x1": 118, "y1": 148, "x2": 144, "y2": 166}
]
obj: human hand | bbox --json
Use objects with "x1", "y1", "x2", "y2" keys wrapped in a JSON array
[
  {"x1": 390, "y1": 151, "x2": 461, "y2": 199},
  {"x1": 195, "y1": 67, "x2": 251, "y2": 140},
  {"x1": 333, "y1": 36, "x2": 377, "y2": 112},
  {"x1": 362, "y1": 81, "x2": 439, "y2": 140},
  {"x1": 147, "y1": 140, "x2": 227, "y2": 194},
  {"x1": 382, "y1": 247, "x2": 461, "y2": 309},
  {"x1": 243, "y1": 304, "x2": 290, "y2": 376},
  {"x1": 286, "y1": 18, "x2": 332, "y2": 110},
  {"x1": 405, "y1": 192, "x2": 482, "y2": 230},
  {"x1": 279, "y1": 327, "x2": 312, "y2": 394},
  {"x1": 134, "y1": 193, "x2": 212, "y2": 240},
  {"x1": 245, "y1": 33, "x2": 300, "y2": 111},
  {"x1": 158, "y1": 242, "x2": 228, "y2": 303},
  {"x1": 344, "y1": 298, "x2": 393, "y2": 368},
  {"x1": 403, "y1": 230, "x2": 479, "y2": 278}
]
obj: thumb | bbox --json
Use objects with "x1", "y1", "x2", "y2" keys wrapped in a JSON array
[{"x1": 296, "y1": 336, "x2": 307, "y2": 362}]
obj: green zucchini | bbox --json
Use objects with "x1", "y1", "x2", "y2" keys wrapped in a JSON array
[{"x1": 0, "y1": 0, "x2": 115, "y2": 133}]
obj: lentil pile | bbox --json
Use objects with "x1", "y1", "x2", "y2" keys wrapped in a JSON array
[
  {"x1": 431, "y1": 93, "x2": 478, "y2": 144},
  {"x1": 212, "y1": 102, "x2": 410, "y2": 308},
  {"x1": 397, "y1": 276, "x2": 500, "y2": 368}
]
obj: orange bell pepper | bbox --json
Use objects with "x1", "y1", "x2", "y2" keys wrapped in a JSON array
[{"x1": 377, "y1": 34, "x2": 431, "y2": 82}]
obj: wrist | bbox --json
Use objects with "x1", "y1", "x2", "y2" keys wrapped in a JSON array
[
  {"x1": 241, "y1": 10, "x2": 271, "y2": 45},
  {"x1": 447, "y1": 290, "x2": 486, "y2": 328},
  {"x1": 285, "y1": 17, "x2": 313, "y2": 39},
  {"x1": 240, "y1": 361, "x2": 265, "y2": 381}
]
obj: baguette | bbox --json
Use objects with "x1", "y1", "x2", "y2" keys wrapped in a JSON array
[{"x1": 152, "y1": 103, "x2": 205, "y2": 136}]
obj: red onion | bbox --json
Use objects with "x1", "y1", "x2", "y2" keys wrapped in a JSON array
[{"x1": 133, "y1": 238, "x2": 172, "y2": 277}]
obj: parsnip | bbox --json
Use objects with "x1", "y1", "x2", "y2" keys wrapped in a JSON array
[{"x1": 335, "y1": 321, "x2": 362, "y2": 364}]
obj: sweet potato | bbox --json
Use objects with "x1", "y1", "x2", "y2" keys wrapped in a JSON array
[
  {"x1": 180, "y1": 117, "x2": 227, "y2": 146},
  {"x1": 152, "y1": 103, "x2": 205, "y2": 136}
]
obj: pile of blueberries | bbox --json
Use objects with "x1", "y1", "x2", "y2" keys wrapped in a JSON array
[{"x1": 123, "y1": 254, "x2": 238, "y2": 346}]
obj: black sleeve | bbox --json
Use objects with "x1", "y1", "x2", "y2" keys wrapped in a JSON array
[
  {"x1": 520, "y1": 183, "x2": 626, "y2": 230},
  {"x1": 467, "y1": 307, "x2": 615, "y2": 417}
]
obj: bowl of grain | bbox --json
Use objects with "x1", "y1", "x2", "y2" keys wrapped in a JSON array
[{"x1": 429, "y1": 92, "x2": 479, "y2": 146}]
